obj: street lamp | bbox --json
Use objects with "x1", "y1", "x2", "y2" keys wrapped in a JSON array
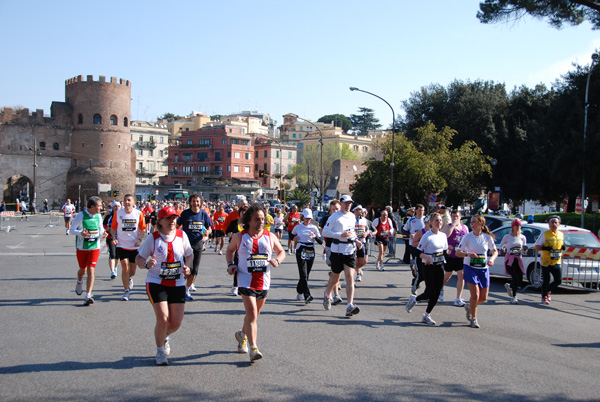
[
  {"x1": 349, "y1": 87, "x2": 396, "y2": 207},
  {"x1": 581, "y1": 52, "x2": 599, "y2": 228},
  {"x1": 287, "y1": 113, "x2": 324, "y2": 207}
]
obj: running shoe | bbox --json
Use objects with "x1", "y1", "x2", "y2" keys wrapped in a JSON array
[
  {"x1": 405, "y1": 295, "x2": 417, "y2": 313},
  {"x1": 464, "y1": 302, "x2": 472, "y2": 321},
  {"x1": 542, "y1": 296, "x2": 550, "y2": 305},
  {"x1": 249, "y1": 346, "x2": 263, "y2": 361},
  {"x1": 305, "y1": 295, "x2": 314, "y2": 304},
  {"x1": 75, "y1": 281, "x2": 83, "y2": 296},
  {"x1": 510, "y1": 296, "x2": 519, "y2": 304},
  {"x1": 231, "y1": 287, "x2": 238, "y2": 296},
  {"x1": 202, "y1": 246, "x2": 206, "y2": 251},
  {"x1": 332, "y1": 295, "x2": 343, "y2": 305},
  {"x1": 470, "y1": 318, "x2": 480, "y2": 328},
  {"x1": 547, "y1": 292, "x2": 552, "y2": 302},
  {"x1": 453, "y1": 298, "x2": 466, "y2": 307},
  {"x1": 422, "y1": 313, "x2": 436, "y2": 326},
  {"x1": 504, "y1": 283, "x2": 513, "y2": 298},
  {"x1": 121, "y1": 289, "x2": 130, "y2": 301},
  {"x1": 380, "y1": 264, "x2": 385, "y2": 271},
  {"x1": 66, "y1": 230, "x2": 69, "y2": 235},
  {"x1": 155, "y1": 350, "x2": 168, "y2": 366},
  {"x1": 345, "y1": 304, "x2": 360, "y2": 317},
  {"x1": 356, "y1": 274, "x2": 362, "y2": 282},
  {"x1": 218, "y1": 250, "x2": 223, "y2": 255},
  {"x1": 235, "y1": 331, "x2": 248, "y2": 354},
  {"x1": 128, "y1": 278, "x2": 133, "y2": 290},
  {"x1": 296, "y1": 293, "x2": 304, "y2": 301},
  {"x1": 164, "y1": 337, "x2": 171, "y2": 356},
  {"x1": 185, "y1": 291, "x2": 194, "y2": 301},
  {"x1": 189, "y1": 283, "x2": 197, "y2": 292},
  {"x1": 110, "y1": 270, "x2": 116, "y2": 280},
  {"x1": 438, "y1": 289, "x2": 445, "y2": 302},
  {"x1": 323, "y1": 296, "x2": 332, "y2": 311},
  {"x1": 375, "y1": 261, "x2": 381, "y2": 270},
  {"x1": 83, "y1": 296, "x2": 94, "y2": 306}
]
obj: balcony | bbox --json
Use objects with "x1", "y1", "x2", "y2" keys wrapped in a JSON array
[
  {"x1": 137, "y1": 140, "x2": 157, "y2": 149},
  {"x1": 136, "y1": 168, "x2": 155, "y2": 177}
]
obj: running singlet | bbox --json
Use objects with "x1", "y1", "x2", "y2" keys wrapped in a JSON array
[
  {"x1": 287, "y1": 212, "x2": 301, "y2": 232},
  {"x1": 376, "y1": 218, "x2": 391, "y2": 238},
  {"x1": 62, "y1": 204, "x2": 75, "y2": 218},
  {"x1": 236, "y1": 229, "x2": 273, "y2": 291},
  {"x1": 535, "y1": 230, "x2": 564, "y2": 266},
  {"x1": 447, "y1": 223, "x2": 469, "y2": 258},
  {"x1": 213, "y1": 211, "x2": 228, "y2": 231},
  {"x1": 74, "y1": 211, "x2": 103, "y2": 250},
  {"x1": 138, "y1": 230, "x2": 193, "y2": 287},
  {"x1": 111, "y1": 208, "x2": 146, "y2": 250}
]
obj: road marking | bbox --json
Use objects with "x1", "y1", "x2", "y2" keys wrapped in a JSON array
[{"x1": 6, "y1": 242, "x2": 25, "y2": 249}]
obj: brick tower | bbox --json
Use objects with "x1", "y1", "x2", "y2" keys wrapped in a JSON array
[{"x1": 65, "y1": 75, "x2": 135, "y2": 204}]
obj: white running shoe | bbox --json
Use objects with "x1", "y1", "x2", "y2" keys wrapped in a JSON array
[
  {"x1": 470, "y1": 318, "x2": 480, "y2": 328},
  {"x1": 235, "y1": 331, "x2": 248, "y2": 354},
  {"x1": 504, "y1": 283, "x2": 513, "y2": 298},
  {"x1": 189, "y1": 283, "x2": 197, "y2": 292},
  {"x1": 510, "y1": 296, "x2": 519, "y2": 304},
  {"x1": 380, "y1": 264, "x2": 385, "y2": 271},
  {"x1": 422, "y1": 313, "x2": 436, "y2": 326},
  {"x1": 155, "y1": 350, "x2": 168, "y2": 365},
  {"x1": 75, "y1": 281, "x2": 83, "y2": 296},
  {"x1": 438, "y1": 289, "x2": 444, "y2": 302},
  {"x1": 185, "y1": 290, "x2": 194, "y2": 301},
  {"x1": 121, "y1": 289, "x2": 130, "y2": 301},
  {"x1": 218, "y1": 250, "x2": 223, "y2": 255},
  {"x1": 323, "y1": 296, "x2": 332, "y2": 311},
  {"x1": 231, "y1": 286, "x2": 238, "y2": 296},
  {"x1": 405, "y1": 295, "x2": 417, "y2": 313},
  {"x1": 249, "y1": 346, "x2": 263, "y2": 361},
  {"x1": 296, "y1": 293, "x2": 304, "y2": 301},
  {"x1": 454, "y1": 298, "x2": 466, "y2": 307},
  {"x1": 356, "y1": 274, "x2": 362, "y2": 282}
]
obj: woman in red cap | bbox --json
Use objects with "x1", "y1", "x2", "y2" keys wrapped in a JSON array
[{"x1": 135, "y1": 206, "x2": 194, "y2": 365}]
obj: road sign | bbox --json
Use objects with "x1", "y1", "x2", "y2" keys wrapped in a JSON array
[
  {"x1": 323, "y1": 195, "x2": 330, "y2": 201},
  {"x1": 576, "y1": 197, "x2": 582, "y2": 213},
  {"x1": 429, "y1": 194, "x2": 437, "y2": 203}
]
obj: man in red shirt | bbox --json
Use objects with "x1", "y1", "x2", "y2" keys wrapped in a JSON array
[
  {"x1": 212, "y1": 204, "x2": 228, "y2": 255},
  {"x1": 285, "y1": 205, "x2": 301, "y2": 255}
]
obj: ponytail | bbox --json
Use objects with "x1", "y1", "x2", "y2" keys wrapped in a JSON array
[{"x1": 473, "y1": 215, "x2": 495, "y2": 239}]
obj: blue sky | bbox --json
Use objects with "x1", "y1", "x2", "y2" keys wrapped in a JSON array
[{"x1": 1, "y1": 0, "x2": 598, "y2": 128}]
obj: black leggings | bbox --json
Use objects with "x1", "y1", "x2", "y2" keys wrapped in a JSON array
[
  {"x1": 416, "y1": 264, "x2": 445, "y2": 313},
  {"x1": 542, "y1": 264, "x2": 561, "y2": 297},
  {"x1": 295, "y1": 248, "x2": 315, "y2": 297},
  {"x1": 505, "y1": 258, "x2": 523, "y2": 296}
]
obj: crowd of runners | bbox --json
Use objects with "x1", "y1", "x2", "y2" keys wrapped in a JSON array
[{"x1": 65, "y1": 193, "x2": 565, "y2": 365}]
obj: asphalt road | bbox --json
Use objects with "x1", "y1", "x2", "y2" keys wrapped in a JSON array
[{"x1": 1, "y1": 214, "x2": 599, "y2": 402}]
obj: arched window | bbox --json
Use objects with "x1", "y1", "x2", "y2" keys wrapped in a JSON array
[
  {"x1": 53, "y1": 142, "x2": 59, "y2": 150},
  {"x1": 93, "y1": 114, "x2": 102, "y2": 124},
  {"x1": 39, "y1": 142, "x2": 46, "y2": 150},
  {"x1": 78, "y1": 114, "x2": 83, "y2": 124},
  {"x1": 110, "y1": 115, "x2": 118, "y2": 125},
  {"x1": 123, "y1": 117, "x2": 129, "y2": 127}
]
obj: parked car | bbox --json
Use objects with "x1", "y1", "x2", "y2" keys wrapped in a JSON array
[
  {"x1": 461, "y1": 215, "x2": 514, "y2": 232},
  {"x1": 315, "y1": 210, "x2": 328, "y2": 226},
  {"x1": 488, "y1": 223, "x2": 600, "y2": 288}
]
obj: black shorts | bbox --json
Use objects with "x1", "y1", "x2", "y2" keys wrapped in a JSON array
[
  {"x1": 275, "y1": 229, "x2": 283, "y2": 234},
  {"x1": 144, "y1": 216, "x2": 151, "y2": 225},
  {"x1": 357, "y1": 244, "x2": 366, "y2": 258},
  {"x1": 106, "y1": 239, "x2": 117, "y2": 260},
  {"x1": 116, "y1": 247, "x2": 138, "y2": 263},
  {"x1": 287, "y1": 230, "x2": 294, "y2": 238},
  {"x1": 189, "y1": 241, "x2": 203, "y2": 276},
  {"x1": 146, "y1": 282, "x2": 186, "y2": 304},
  {"x1": 375, "y1": 236, "x2": 389, "y2": 247},
  {"x1": 238, "y1": 287, "x2": 268, "y2": 300},
  {"x1": 64, "y1": 217, "x2": 72, "y2": 222},
  {"x1": 445, "y1": 256, "x2": 464, "y2": 272},
  {"x1": 410, "y1": 245, "x2": 420, "y2": 259},
  {"x1": 330, "y1": 252, "x2": 356, "y2": 274},
  {"x1": 214, "y1": 230, "x2": 225, "y2": 238}
]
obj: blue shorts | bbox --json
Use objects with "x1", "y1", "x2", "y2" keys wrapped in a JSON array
[{"x1": 463, "y1": 264, "x2": 490, "y2": 288}]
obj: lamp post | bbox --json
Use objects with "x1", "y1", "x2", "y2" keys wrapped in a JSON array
[
  {"x1": 287, "y1": 113, "x2": 324, "y2": 208},
  {"x1": 490, "y1": 158, "x2": 497, "y2": 212},
  {"x1": 581, "y1": 52, "x2": 599, "y2": 228},
  {"x1": 349, "y1": 87, "x2": 396, "y2": 207}
]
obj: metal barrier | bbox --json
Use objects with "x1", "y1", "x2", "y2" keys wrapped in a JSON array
[
  {"x1": 0, "y1": 211, "x2": 17, "y2": 233},
  {"x1": 46, "y1": 210, "x2": 63, "y2": 227},
  {"x1": 526, "y1": 249, "x2": 600, "y2": 291}
]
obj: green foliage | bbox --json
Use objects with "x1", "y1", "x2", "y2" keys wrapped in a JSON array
[
  {"x1": 317, "y1": 114, "x2": 352, "y2": 132},
  {"x1": 158, "y1": 112, "x2": 182, "y2": 121},
  {"x1": 286, "y1": 189, "x2": 311, "y2": 207},
  {"x1": 350, "y1": 107, "x2": 382, "y2": 135},
  {"x1": 477, "y1": 0, "x2": 600, "y2": 30}
]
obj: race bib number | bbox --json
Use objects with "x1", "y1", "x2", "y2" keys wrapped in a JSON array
[
  {"x1": 356, "y1": 227, "x2": 365, "y2": 236},
  {"x1": 292, "y1": 218, "x2": 299, "y2": 223},
  {"x1": 218, "y1": 216, "x2": 225, "y2": 223},
  {"x1": 121, "y1": 219, "x2": 137, "y2": 232},
  {"x1": 431, "y1": 252, "x2": 445, "y2": 264},
  {"x1": 247, "y1": 253, "x2": 269, "y2": 273},
  {"x1": 85, "y1": 229, "x2": 99, "y2": 243},
  {"x1": 160, "y1": 261, "x2": 181, "y2": 280},
  {"x1": 470, "y1": 255, "x2": 486, "y2": 268},
  {"x1": 189, "y1": 221, "x2": 204, "y2": 233},
  {"x1": 551, "y1": 249, "x2": 562, "y2": 260},
  {"x1": 380, "y1": 230, "x2": 389, "y2": 237},
  {"x1": 301, "y1": 248, "x2": 315, "y2": 261},
  {"x1": 510, "y1": 247, "x2": 522, "y2": 256}
]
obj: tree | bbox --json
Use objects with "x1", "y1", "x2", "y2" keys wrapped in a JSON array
[
  {"x1": 350, "y1": 107, "x2": 382, "y2": 135},
  {"x1": 477, "y1": 0, "x2": 600, "y2": 30},
  {"x1": 158, "y1": 112, "x2": 182, "y2": 121},
  {"x1": 317, "y1": 114, "x2": 352, "y2": 132}
]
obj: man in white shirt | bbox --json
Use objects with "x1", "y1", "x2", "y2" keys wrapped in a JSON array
[{"x1": 62, "y1": 199, "x2": 76, "y2": 235}]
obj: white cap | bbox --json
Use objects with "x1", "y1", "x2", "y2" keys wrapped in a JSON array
[
  {"x1": 340, "y1": 195, "x2": 353, "y2": 203},
  {"x1": 301, "y1": 208, "x2": 313, "y2": 219},
  {"x1": 352, "y1": 205, "x2": 363, "y2": 212}
]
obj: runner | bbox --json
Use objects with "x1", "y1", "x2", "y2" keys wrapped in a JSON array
[
  {"x1": 103, "y1": 201, "x2": 121, "y2": 279},
  {"x1": 320, "y1": 200, "x2": 343, "y2": 305},
  {"x1": 285, "y1": 205, "x2": 301, "y2": 254},
  {"x1": 226, "y1": 203, "x2": 286, "y2": 361},
  {"x1": 456, "y1": 215, "x2": 498, "y2": 328},
  {"x1": 111, "y1": 194, "x2": 146, "y2": 301},
  {"x1": 177, "y1": 194, "x2": 212, "y2": 300},
  {"x1": 291, "y1": 208, "x2": 323, "y2": 303},
  {"x1": 372, "y1": 210, "x2": 395, "y2": 271},
  {"x1": 273, "y1": 209, "x2": 284, "y2": 241},
  {"x1": 142, "y1": 202, "x2": 153, "y2": 235},
  {"x1": 322, "y1": 195, "x2": 362, "y2": 317},
  {"x1": 500, "y1": 219, "x2": 527, "y2": 304},
  {"x1": 441, "y1": 209, "x2": 469, "y2": 306},
  {"x1": 62, "y1": 198, "x2": 76, "y2": 235},
  {"x1": 135, "y1": 206, "x2": 193, "y2": 365},
  {"x1": 405, "y1": 213, "x2": 448, "y2": 325},
  {"x1": 224, "y1": 197, "x2": 249, "y2": 296},
  {"x1": 403, "y1": 204, "x2": 426, "y2": 293},
  {"x1": 353, "y1": 205, "x2": 372, "y2": 281},
  {"x1": 534, "y1": 215, "x2": 564, "y2": 305},
  {"x1": 71, "y1": 196, "x2": 105, "y2": 306},
  {"x1": 212, "y1": 204, "x2": 228, "y2": 255}
]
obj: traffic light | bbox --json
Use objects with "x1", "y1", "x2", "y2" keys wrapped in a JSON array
[
  {"x1": 115, "y1": 190, "x2": 120, "y2": 196},
  {"x1": 106, "y1": 190, "x2": 112, "y2": 197},
  {"x1": 259, "y1": 170, "x2": 265, "y2": 177},
  {"x1": 278, "y1": 189, "x2": 285, "y2": 200}
]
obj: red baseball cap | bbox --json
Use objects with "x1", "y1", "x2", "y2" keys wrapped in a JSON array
[{"x1": 158, "y1": 206, "x2": 178, "y2": 220}]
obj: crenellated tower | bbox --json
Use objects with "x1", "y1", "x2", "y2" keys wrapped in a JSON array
[{"x1": 65, "y1": 75, "x2": 135, "y2": 203}]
